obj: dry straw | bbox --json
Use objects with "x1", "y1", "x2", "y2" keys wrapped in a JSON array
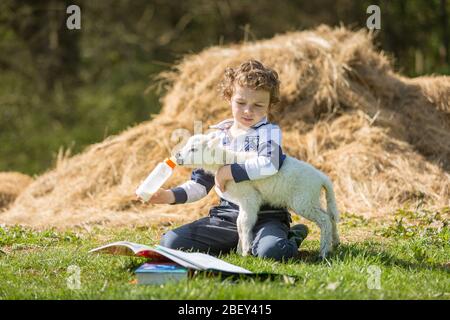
[
  {"x1": 0, "y1": 172, "x2": 33, "y2": 211},
  {"x1": 1, "y1": 25, "x2": 449, "y2": 229}
]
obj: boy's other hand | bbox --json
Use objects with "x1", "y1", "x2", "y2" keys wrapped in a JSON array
[
  {"x1": 148, "y1": 188, "x2": 175, "y2": 204},
  {"x1": 215, "y1": 165, "x2": 233, "y2": 192}
]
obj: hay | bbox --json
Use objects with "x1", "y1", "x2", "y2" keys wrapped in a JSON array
[
  {"x1": 1, "y1": 25, "x2": 449, "y2": 229},
  {"x1": 0, "y1": 172, "x2": 33, "y2": 211}
]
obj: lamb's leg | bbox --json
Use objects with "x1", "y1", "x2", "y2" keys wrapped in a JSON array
[
  {"x1": 295, "y1": 205, "x2": 333, "y2": 259},
  {"x1": 331, "y1": 216, "x2": 340, "y2": 249},
  {"x1": 226, "y1": 183, "x2": 261, "y2": 257},
  {"x1": 236, "y1": 240, "x2": 243, "y2": 255},
  {"x1": 236, "y1": 203, "x2": 259, "y2": 256},
  {"x1": 318, "y1": 207, "x2": 340, "y2": 249},
  {"x1": 236, "y1": 221, "x2": 243, "y2": 254},
  {"x1": 322, "y1": 178, "x2": 340, "y2": 248},
  {"x1": 313, "y1": 208, "x2": 333, "y2": 258}
]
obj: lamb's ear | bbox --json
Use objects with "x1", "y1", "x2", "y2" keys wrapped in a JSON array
[{"x1": 206, "y1": 136, "x2": 222, "y2": 149}]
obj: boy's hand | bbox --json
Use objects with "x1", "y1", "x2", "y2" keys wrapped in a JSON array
[
  {"x1": 147, "y1": 188, "x2": 175, "y2": 204},
  {"x1": 215, "y1": 165, "x2": 233, "y2": 193}
]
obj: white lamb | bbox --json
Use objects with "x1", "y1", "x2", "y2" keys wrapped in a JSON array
[{"x1": 174, "y1": 133, "x2": 340, "y2": 259}]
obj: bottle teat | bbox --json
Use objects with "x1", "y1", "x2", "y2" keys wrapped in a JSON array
[{"x1": 164, "y1": 157, "x2": 177, "y2": 169}]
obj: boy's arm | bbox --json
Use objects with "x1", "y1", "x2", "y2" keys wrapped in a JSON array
[
  {"x1": 230, "y1": 124, "x2": 285, "y2": 182},
  {"x1": 170, "y1": 168, "x2": 215, "y2": 204}
]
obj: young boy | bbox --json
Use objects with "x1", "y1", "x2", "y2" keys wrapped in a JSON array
[{"x1": 148, "y1": 59, "x2": 308, "y2": 261}]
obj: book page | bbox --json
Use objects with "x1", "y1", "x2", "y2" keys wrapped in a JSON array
[
  {"x1": 155, "y1": 245, "x2": 253, "y2": 274},
  {"x1": 89, "y1": 241, "x2": 166, "y2": 259},
  {"x1": 89, "y1": 241, "x2": 199, "y2": 268},
  {"x1": 149, "y1": 249, "x2": 201, "y2": 270},
  {"x1": 89, "y1": 241, "x2": 252, "y2": 274}
]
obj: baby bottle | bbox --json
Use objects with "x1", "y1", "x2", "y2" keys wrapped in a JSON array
[{"x1": 136, "y1": 156, "x2": 177, "y2": 202}]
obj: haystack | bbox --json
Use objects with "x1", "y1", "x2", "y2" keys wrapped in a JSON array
[
  {"x1": 1, "y1": 25, "x2": 449, "y2": 229},
  {"x1": 0, "y1": 172, "x2": 33, "y2": 211}
]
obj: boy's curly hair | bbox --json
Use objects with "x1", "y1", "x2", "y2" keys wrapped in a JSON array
[{"x1": 219, "y1": 59, "x2": 281, "y2": 106}]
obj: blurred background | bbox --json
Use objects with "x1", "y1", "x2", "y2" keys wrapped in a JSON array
[{"x1": 0, "y1": 0, "x2": 449, "y2": 175}]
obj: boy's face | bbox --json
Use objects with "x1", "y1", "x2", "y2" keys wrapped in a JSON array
[{"x1": 230, "y1": 84, "x2": 270, "y2": 128}]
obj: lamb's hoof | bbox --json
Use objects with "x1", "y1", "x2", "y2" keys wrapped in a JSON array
[
  {"x1": 332, "y1": 241, "x2": 340, "y2": 250},
  {"x1": 242, "y1": 247, "x2": 252, "y2": 257},
  {"x1": 318, "y1": 252, "x2": 328, "y2": 260},
  {"x1": 240, "y1": 244, "x2": 251, "y2": 256},
  {"x1": 317, "y1": 251, "x2": 333, "y2": 266}
]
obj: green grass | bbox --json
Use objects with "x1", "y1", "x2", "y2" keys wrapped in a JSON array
[{"x1": 1, "y1": 207, "x2": 449, "y2": 300}]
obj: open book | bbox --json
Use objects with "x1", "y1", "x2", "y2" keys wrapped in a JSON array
[{"x1": 89, "y1": 241, "x2": 253, "y2": 275}]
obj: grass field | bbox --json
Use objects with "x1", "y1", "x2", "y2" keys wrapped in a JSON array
[{"x1": 1, "y1": 207, "x2": 449, "y2": 300}]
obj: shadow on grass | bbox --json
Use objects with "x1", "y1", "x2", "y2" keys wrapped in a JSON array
[
  {"x1": 121, "y1": 256, "x2": 303, "y2": 284},
  {"x1": 120, "y1": 242, "x2": 449, "y2": 285},
  {"x1": 293, "y1": 243, "x2": 449, "y2": 273}
]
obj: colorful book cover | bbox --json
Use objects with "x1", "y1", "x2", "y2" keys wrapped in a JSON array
[{"x1": 135, "y1": 262, "x2": 188, "y2": 273}]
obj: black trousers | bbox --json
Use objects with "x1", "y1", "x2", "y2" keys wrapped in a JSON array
[{"x1": 160, "y1": 201, "x2": 298, "y2": 261}]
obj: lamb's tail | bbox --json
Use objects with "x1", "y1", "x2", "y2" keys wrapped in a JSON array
[{"x1": 323, "y1": 176, "x2": 339, "y2": 223}]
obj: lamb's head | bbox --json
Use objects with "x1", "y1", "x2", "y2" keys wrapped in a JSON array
[
  {"x1": 174, "y1": 134, "x2": 224, "y2": 171},
  {"x1": 174, "y1": 133, "x2": 256, "y2": 171}
]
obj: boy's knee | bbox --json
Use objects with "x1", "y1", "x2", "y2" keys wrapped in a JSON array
[
  {"x1": 160, "y1": 230, "x2": 187, "y2": 250},
  {"x1": 252, "y1": 237, "x2": 294, "y2": 261}
]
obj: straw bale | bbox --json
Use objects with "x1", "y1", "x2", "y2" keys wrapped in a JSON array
[{"x1": 0, "y1": 172, "x2": 33, "y2": 211}]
